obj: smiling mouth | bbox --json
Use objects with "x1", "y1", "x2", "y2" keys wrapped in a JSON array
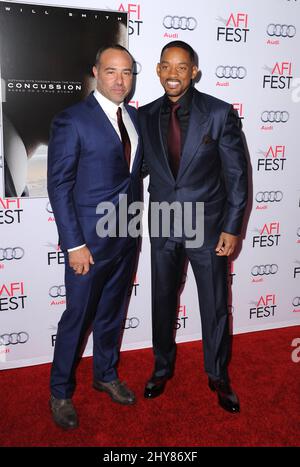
[{"x1": 166, "y1": 80, "x2": 181, "y2": 89}]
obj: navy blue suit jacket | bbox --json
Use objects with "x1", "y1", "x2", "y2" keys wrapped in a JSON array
[
  {"x1": 47, "y1": 92, "x2": 142, "y2": 260},
  {"x1": 139, "y1": 89, "x2": 248, "y2": 249}
]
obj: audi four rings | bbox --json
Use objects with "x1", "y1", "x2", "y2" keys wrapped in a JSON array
[
  {"x1": 255, "y1": 191, "x2": 283, "y2": 202},
  {"x1": 0, "y1": 247, "x2": 25, "y2": 261},
  {"x1": 292, "y1": 297, "x2": 300, "y2": 307},
  {"x1": 251, "y1": 264, "x2": 278, "y2": 276},
  {"x1": 49, "y1": 285, "x2": 66, "y2": 298},
  {"x1": 46, "y1": 201, "x2": 53, "y2": 213},
  {"x1": 261, "y1": 111, "x2": 289, "y2": 123},
  {"x1": 123, "y1": 317, "x2": 140, "y2": 329},
  {"x1": 163, "y1": 15, "x2": 197, "y2": 30},
  {"x1": 215, "y1": 66, "x2": 247, "y2": 79},
  {"x1": 267, "y1": 24, "x2": 296, "y2": 37},
  {"x1": 0, "y1": 332, "x2": 29, "y2": 346}
]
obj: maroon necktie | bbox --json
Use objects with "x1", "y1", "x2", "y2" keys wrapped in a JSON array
[
  {"x1": 117, "y1": 107, "x2": 131, "y2": 168},
  {"x1": 167, "y1": 102, "x2": 181, "y2": 178}
]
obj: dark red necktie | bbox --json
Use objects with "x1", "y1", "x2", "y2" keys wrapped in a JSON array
[
  {"x1": 117, "y1": 107, "x2": 131, "y2": 168},
  {"x1": 167, "y1": 102, "x2": 181, "y2": 178}
]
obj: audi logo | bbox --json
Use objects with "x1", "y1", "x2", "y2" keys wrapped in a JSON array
[
  {"x1": 0, "y1": 247, "x2": 25, "y2": 261},
  {"x1": 215, "y1": 66, "x2": 247, "y2": 79},
  {"x1": 133, "y1": 61, "x2": 142, "y2": 75},
  {"x1": 0, "y1": 332, "x2": 29, "y2": 346},
  {"x1": 251, "y1": 264, "x2": 278, "y2": 276},
  {"x1": 292, "y1": 297, "x2": 300, "y2": 307},
  {"x1": 267, "y1": 24, "x2": 296, "y2": 37},
  {"x1": 163, "y1": 15, "x2": 197, "y2": 31},
  {"x1": 46, "y1": 201, "x2": 53, "y2": 213},
  {"x1": 123, "y1": 317, "x2": 140, "y2": 329},
  {"x1": 261, "y1": 111, "x2": 289, "y2": 123},
  {"x1": 49, "y1": 285, "x2": 66, "y2": 298},
  {"x1": 255, "y1": 191, "x2": 283, "y2": 203}
]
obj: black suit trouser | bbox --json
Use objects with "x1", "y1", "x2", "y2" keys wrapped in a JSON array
[{"x1": 151, "y1": 241, "x2": 230, "y2": 382}]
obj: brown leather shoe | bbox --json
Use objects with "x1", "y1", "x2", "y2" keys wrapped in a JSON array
[
  {"x1": 93, "y1": 378, "x2": 136, "y2": 405},
  {"x1": 49, "y1": 395, "x2": 78, "y2": 429}
]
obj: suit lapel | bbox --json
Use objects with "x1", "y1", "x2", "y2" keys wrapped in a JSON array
[
  {"x1": 177, "y1": 96, "x2": 209, "y2": 180},
  {"x1": 148, "y1": 100, "x2": 175, "y2": 180},
  {"x1": 85, "y1": 93, "x2": 128, "y2": 167}
]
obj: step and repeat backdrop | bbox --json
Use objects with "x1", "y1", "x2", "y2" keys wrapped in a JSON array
[{"x1": 0, "y1": 0, "x2": 299, "y2": 369}]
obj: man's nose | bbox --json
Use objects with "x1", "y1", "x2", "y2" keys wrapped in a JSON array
[
  {"x1": 168, "y1": 65, "x2": 179, "y2": 77},
  {"x1": 115, "y1": 73, "x2": 124, "y2": 84}
]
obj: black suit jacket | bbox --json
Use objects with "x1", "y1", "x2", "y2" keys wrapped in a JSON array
[{"x1": 139, "y1": 89, "x2": 248, "y2": 249}]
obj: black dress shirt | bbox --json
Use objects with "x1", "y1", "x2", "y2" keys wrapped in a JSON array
[{"x1": 160, "y1": 85, "x2": 194, "y2": 159}]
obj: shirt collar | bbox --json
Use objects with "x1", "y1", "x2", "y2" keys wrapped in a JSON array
[
  {"x1": 94, "y1": 89, "x2": 125, "y2": 117},
  {"x1": 162, "y1": 85, "x2": 194, "y2": 113}
]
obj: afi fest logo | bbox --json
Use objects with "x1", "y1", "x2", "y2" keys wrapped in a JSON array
[
  {"x1": 175, "y1": 304, "x2": 189, "y2": 330},
  {"x1": 47, "y1": 243, "x2": 65, "y2": 266},
  {"x1": 252, "y1": 222, "x2": 281, "y2": 248},
  {"x1": 263, "y1": 62, "x2": 293, "y2": 89},
  {"x1": 128, "y1": 276, "x2": 139, "y2": 297},
  {"x1": 217, "y1": 12, "x2": 249, "y2": 42},
  {"x1": 228, "y1": 261, "x2": 235, "y2": 286},
  {"x1": 0, "y1": 198, "x2": 23, "y2": 224},
  {"x1": 118, "y1": 3, "x2": 142, "y2": 36},
  {"x1": 232, "y1": 102, "x2": 244, "y2": 119},
  {"x1": 0, "y1": 282, "x2": 27, "y2": 312},
  {"x1": 249, "y1": 294, "x2": 277, "y2": 320},
  {"x1": 293, "y1": 261, "x2": 300, "y2": 279},
  {"x1": 257, "y1": 145, "x2": 286, "y2": 171}
]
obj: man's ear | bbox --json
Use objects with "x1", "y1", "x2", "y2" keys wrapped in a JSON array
[
  {"x1": 92, "y1": 65, "x2": 98, "y2": 79},
  {"x1": 192, "y1": 65, "x2": 199, "y2": 80},
  {"x1": 156, "y1": 63, "x2": 161, "y2": 78}
]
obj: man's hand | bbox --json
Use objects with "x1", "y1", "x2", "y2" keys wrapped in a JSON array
[
  {"x1": 215, "y1": 232, "x2": 239, "y2": 257},
  {"x1": 69, "y1": 246, "x2": 94, "y2": 275}
]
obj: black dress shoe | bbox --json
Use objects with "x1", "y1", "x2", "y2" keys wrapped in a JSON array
[
  {"x1": 49, "y1": 395, "x2": 78, "y2": 430},
  {"x1": 93, "y1": 378, "x2": 136, "y2": 405},
  {"x1": 144, "y1": 376, "x2": 170, "y2": 399},
  {"x1": 208, "y1": 378, "x2": 240, "y2": 413}
]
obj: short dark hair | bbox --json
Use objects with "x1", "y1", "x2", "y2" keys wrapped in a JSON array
[
  {"x1": 95, "y1": 44, "x2": 133, "y2": 67},
  {"x1": 160, "y1": 41, "x2": 195, "y2": 63}
]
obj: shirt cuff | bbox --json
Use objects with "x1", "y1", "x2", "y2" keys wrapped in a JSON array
[{"x1": 67, "y1": 244, "x2": 86, "y2": 252}]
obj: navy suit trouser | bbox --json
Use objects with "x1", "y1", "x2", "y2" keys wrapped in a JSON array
[
  {"x1": 151, "y1": 240, "x2": 230, "y2": 382},
  {"x1": 50, "y1": 245, "x2": 136, "y2": 399}
]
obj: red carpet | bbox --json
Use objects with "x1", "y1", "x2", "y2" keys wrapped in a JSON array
[{"x1": 0, "y1": 326, "x2": 299, "y2": 447}]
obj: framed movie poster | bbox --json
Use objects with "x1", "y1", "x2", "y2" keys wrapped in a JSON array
[{"x1": 0, "y1": 1, "x2": 128, "y2": 197}]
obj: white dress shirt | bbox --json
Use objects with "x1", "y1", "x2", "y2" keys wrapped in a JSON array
[{"x1": 68, "y1": 89, "x2": 139, "y2": 253}]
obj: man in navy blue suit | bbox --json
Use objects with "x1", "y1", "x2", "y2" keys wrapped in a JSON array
[
  {"x1": 47, "y1": 45, "x2": 142, "y2": 429},
  {"x1": 139, "y1": 41, "x2": 248, "y2": 413}
]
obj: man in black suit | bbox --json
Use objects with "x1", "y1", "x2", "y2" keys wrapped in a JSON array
[{"x1": 139, "y1": 41, "x2": 248, "y2": 413}]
